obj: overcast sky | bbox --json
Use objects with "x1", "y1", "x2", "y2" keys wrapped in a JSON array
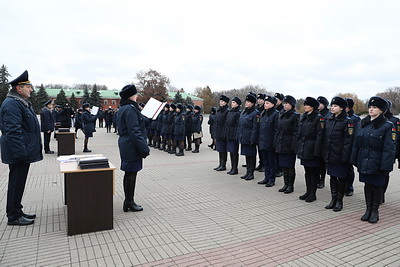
[{"x1": 2, "y1": 0, "x2": 400, "y2": 100}]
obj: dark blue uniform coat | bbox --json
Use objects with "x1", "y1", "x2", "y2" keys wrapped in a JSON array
[
  {"x1": 117, "y1": 99, "x2": 150, "y2": 161},
  {"x1": 82, "y1": 110, "x2": 97, "y2": 137}
]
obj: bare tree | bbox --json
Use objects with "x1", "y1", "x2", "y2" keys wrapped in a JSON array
[
  {"x1": 135, "y1": 69, "x2": 169, "y2": 103},
  {"x1": 376, "y1": 87, "x2": 400, "y2": 115}
]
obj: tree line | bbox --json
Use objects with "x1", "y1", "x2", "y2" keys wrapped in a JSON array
[{"x1": 1, "y1": 64, "x2": 399, "y2": 115}]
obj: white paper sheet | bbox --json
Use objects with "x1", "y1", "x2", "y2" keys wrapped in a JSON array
[
  {"x1": 91, "y1": 106, "x2": 99, "y2": 115},
  {"x1": 141, "y1": 97, "x2": 166, "y2": 120}
]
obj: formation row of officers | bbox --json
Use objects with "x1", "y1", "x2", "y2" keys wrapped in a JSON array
[
  {"x1": 210, "y1": 92, "x2": 399, "y2": 224},
  {"x1": 144, "y1": 103, "x2": 204, "y2": 156}
]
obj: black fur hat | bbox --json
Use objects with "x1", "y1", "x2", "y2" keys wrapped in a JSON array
[
  {"x1": 330, "y1": 96, "x2": 347, "y2": 109},
  {"x1": 274, "y1": 92, "x2": 284, "y2": 101},
  {"x1": 194, "y1": 105, "x2": 202, "y2": 111},
  {"x1": 220, "y1": 94, "x2": 230, "y2": 103},
  {"x1": 368, "y1": 96, "x2": 388, "y2": 112},
  {"x1": 245, "y1": 94, "x2": 257, "y2": 104},
  {"x1": 170, "y1": 103, "x2": 177, "y2": 110},
  {"x1": 264, "y1": 95, "x2": 277, "y2": 105},
  {"x1": 257, "y1": 93, "x2": 266, "y2": 100},
  {"x1": 119, "y1": 84, "x2": 137, "y2": 99},
  {"x1": 345, "y1": 98, "x2": 354, "y2": 109},
  {"x1": 304, "y1": 97, "x2": 319, "y2": 109},
  {"x1": 232, "y1": 96, "x2": 242, "y2": 105},
  {"x1": 317, "y1": 96, "x2": 329, "y2": 107},
  {"x1": 283, "y1": 95, "x2": 296, "y2": 108}
]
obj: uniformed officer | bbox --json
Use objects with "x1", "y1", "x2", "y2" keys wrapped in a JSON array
[
  {"x1": 275, "y1": 95, "x2": 299, "y2": 194},
  {"x1": 0, "y1": 70, "x2": 43, "y2": 225},
  {"x1": 351, "y1": 96, "x2": 396, "y2": 223},
  {"x1": 225, "y1": 97, "x2": 241, "y2": 175},
  {"x1": 297, "y1": 97, "x2": 324, "y2": 202},
  {"x1": 238, "y1": 94, "x2": 259, "y2": 180},
  {"x1": 185, "y1": 105, "x2": 194, "y2": 151},
  {"x1": 167, "y1": 103, "x2": 177, "y2": 154},
  {"x1": 274, "y1": 92, "x2": 285, "y2": 177},
  {"x1": 257, "y1": 95, "x2": 279, "y2": 187},
  {"x1": 174, "y1": 104, "x2": 186, "y2": 156},
  {"x1": 191, "y1": 105, "x2": 203, "y2": 153},
  {"x1": 40, "y1": 99, "x2": 55, "y2": 154},
  {"x1": 160, "y1": 104, "x2": 170, "y2": 151},
  {"x1": 316, "y1": 96, "x2": 331, "y2": 189},
  {"x1": 82, "y1": 103, "x2": 97, "y2": 152},
  {"x1": 344, "y1": 98, "x2": 361, "y2": 196},
  {"x1": 323, "y1": 97, "x2": 354, "y2": 212},
  {"x1": 255, "y1": 93, "x2": 266, "y2": 172},
  {"x1": 208, "y1": 107, "x2": 217, "y2": 149},
  {"x1": 117, "y1": 84, "x2": 150, "y2": 212},
  {"x1": 214, "y1": 95, "x2": 230, "y2": 171}
]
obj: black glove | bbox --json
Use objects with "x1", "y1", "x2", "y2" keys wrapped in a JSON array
[{"x1": 142, "y1": 151, "x2": 150, "y2": 159}]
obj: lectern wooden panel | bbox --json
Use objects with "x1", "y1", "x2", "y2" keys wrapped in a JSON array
[
  {"x1": 56, "y1": 132, "x2": 75, "y2": 156},
  {"x1": 60, "y1": 161, "x2": 115, "y2": 236}
]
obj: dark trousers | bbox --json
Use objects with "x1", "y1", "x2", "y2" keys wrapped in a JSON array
[
  {"x1": 43, "y1": 131, "x2": 51, "y2": 152},
  {"x1": 6, "y1": 163, "x2": 30, "y2": 221},
  {"x1": 261, "y1": 150, "x2": 276, "y2": 183}
]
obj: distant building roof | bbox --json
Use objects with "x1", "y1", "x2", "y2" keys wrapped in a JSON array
[
  {"x1": 39, "y1": 88, "x2": 203, "y2": 101},
  {"x1": 40, "y1": 88, "x2": 122, "y2": 98},
  {"x1": 168, "y1": 91, "x2": 203, "y2": 101}
]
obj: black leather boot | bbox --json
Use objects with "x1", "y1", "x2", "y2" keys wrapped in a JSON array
[
  {"x1": 175, "y1": 149, "x2": 184, "y2": 156},
  {"x1": 299, "y1": 172, "x2": 311, "y2": 200},
  {"x1": 325, "y1": 178, "x2": 338, "y2": 209},
  {"x1": 123, "y1": 172, "x2": 143, "y2": 212},
  {"x1": 228, "y1": 153, "x2": 238, "y2": 175},
  {"x1": 284, "y1": 168, "x2": 295, "y2": 194},
  {"x1": 216, "y1": 152, "x2": 227, "y2": 171},
  {"x1": 214, "y1": 153, "x2": 223, "y2": 170},
  {"x1": 278, "y1": 168, "x2": 289, "y2": 192},
  {"x1": 361, "y1": 184, "x2": 373, "y2": 221},
  {"x1": 192, "y1": 144, "x2": 200, "y2": 153},
  {"x1": 305, "y1": 168, "x2": 318, "y2": 202},
  {"x1": 333, "y1": 179, "x2": 346, "y2": 212},
  {"x1": 369, "y1": 185, "x2": 382, "y2": 223},
  {"x1": 241, "y1": 156, "x2": 250, "y2": 179},
  {"x1": 245, "y1": 156, "x2": 256, "y2": 180}
]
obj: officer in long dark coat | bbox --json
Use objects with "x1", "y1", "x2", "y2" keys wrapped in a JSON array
[
  {"x1": 225, "y1": 97, "x2": 241, "y2": 175},
  {"x1": 174, "y1": 104, "x2": 186, "y2": 156},
  {"x1": 185, "y1": 105, "x2": 194, "y2": 151},
  {"x1": 297, "y1": 97, "x2": 324, "y2": 202},
  {"x1": 0, "y1": 70, "x2": 43, "y2": 225},
  {"x1": 214, "y1": 95, "x2": 230, "y2": 171},
  {"x1": 238, "y1": 94, "x2": 259, "y2": 180},
  {"x1": 344, "y1": 98, "x2": 361, "y2": 196},
  {"x1": 323, "y1": 97, "x2": 354, "y2": 212},
  {"x1": 117, "y1": 85, "x2": 150, "y2": 212},
  {"x1": 275, "y1": 95, "x2": 299, "y2": 194},
  {"x1": 316, "y1": 96, "x2": 331, "y2": 189},
  {"x1": 167, "y1": 104, "x2": 177, "y2": 154},
  {"x1": 160, "y1": 104, "x2": 170, "y2": 151},
  {"x1": 382, "y1": 100, "x2": 400, "y2": 203},
  {"x1": 40, "y1": 99, "x2": 55, "y2": 154},
  {"x1": 255, "y1": 93, "x2": 266, "y2": 172},
  {"x1": 74, "y1": 108, "x2": 83, "y2": 138},
  {"x1": 191, "y1": 105, "x2": 203, "y2": 153},
  {"x1": 207, "y1": 107, "x2": 217, "y2": 149},
  {"x1": 82, "y1": 103, "x2": 97, "y2": 152},
  {"x1": 351, "y1": 96, "x2": 396, "y2": 223},
  {"x1": 59, "y1": 103, "x2": 74, "y2": 128},
  {"x1": 274, "y1": 92, "x2": 285, "y2": 177},
  {"x1": 257, "y1": 95, "x2": 279, "y2": 187}
]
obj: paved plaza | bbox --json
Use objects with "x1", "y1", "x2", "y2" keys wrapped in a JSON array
[{"x1": 1, "y1": 117, "x2": 400, "y2": 266}]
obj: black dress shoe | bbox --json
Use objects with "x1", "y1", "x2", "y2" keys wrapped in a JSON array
[
  {"x1": 45, "y1": 150, "x2": 54, "y2": 154},
  {"x1": 22, "y1": 212, "x2": 36, "y2": 219},
  {"x1": 123, "y1": 201, "x2": 144, "y2": 212},
  {"x1": 265, "y1": 182, "x2": 275, "y2": 187},
  {"x1": 257, "y1": 179, "x2": 268, "y2": 185},
  {"x1": 83, "y1": 148, "x2": 92, "y2": 153},
  {"x1": 8, "y1": 216, "x2": 34, "y2": 226},
  {"x1": 345, "y1": 191, "x2": 353, "y2": 196}
]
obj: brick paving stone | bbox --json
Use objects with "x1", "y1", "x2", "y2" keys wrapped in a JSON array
[{"x1": 2, "y1": 118, "x2": 400, "y2": 266}]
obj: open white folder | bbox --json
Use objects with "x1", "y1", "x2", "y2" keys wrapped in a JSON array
[{"x1": 141, "y1": 97, "x2": 166, "y2": 120}]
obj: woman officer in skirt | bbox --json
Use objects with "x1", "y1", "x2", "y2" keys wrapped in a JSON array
[
  {"x1": 351, "y1": 96, "x2": 396, "y2": 223},
  {"x1": 238, "y1": 94, "x2": 259, "y2": 180},
  {"x1": 274, "y1": 95, "x2": 300, "y2": 193},
  {"x1": 225, "y1": 96, "x2": 241, "y2": 175},
  {"x1": 296, "y1": 97, "x2": 325, "y2": 202},
  {"x1": 323, "y1": 97, "x2": 355, "y2": 212}
]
